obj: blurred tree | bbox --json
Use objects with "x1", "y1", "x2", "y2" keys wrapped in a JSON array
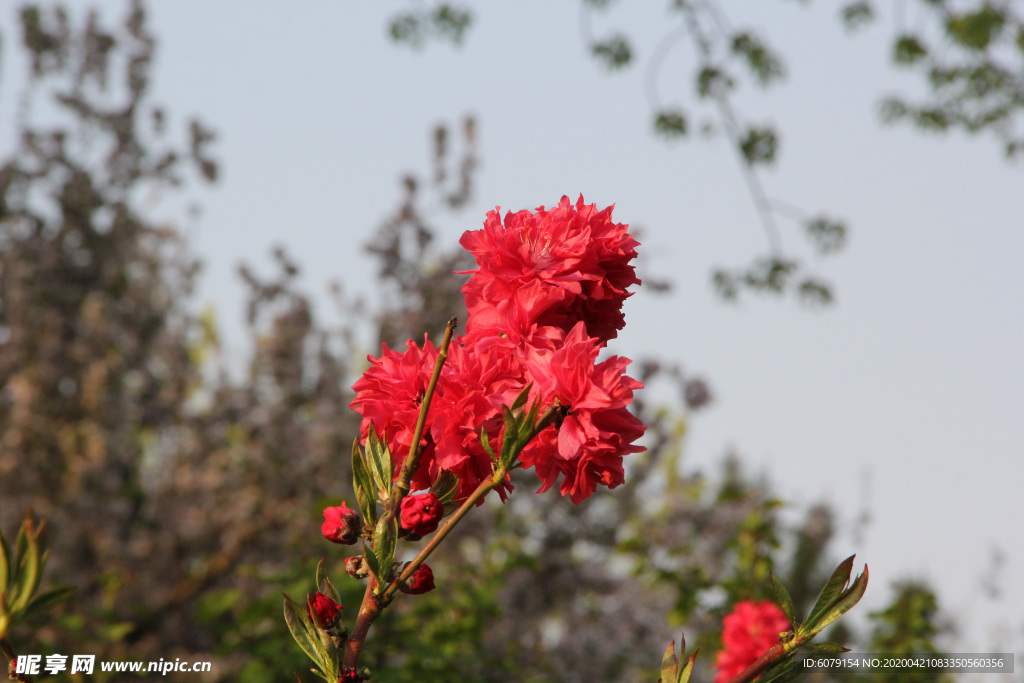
[
  {"x1": 0, "y1": 2, "x2": 961, "y2": 682},
  {"x1": 389, "y1": 0, "x2": 1024, "y2": 307}
]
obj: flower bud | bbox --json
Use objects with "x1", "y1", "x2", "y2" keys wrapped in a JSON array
[
  {"x1": 344, "y1": 555, "x2": 370, "y2": 580},
  {"x1": 306, "y1": 591, "x2": 342, "y2": 630},
  {"x1": 399, "y1": 562, "x2": 436, "y2": 595},
  {"x1": 322, "y1": 502, "x2": 361, "y2": 545},
  {"x1": 399, "y1": 491, "x2": 443, "y2": 536}
]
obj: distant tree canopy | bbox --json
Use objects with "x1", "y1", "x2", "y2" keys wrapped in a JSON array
[
  {"x1": 1, "y1": 3, "x2": 955, "y2": 682},
  {"x1": 388, "y1": 0, "x2": 1024, "y2": 307}
]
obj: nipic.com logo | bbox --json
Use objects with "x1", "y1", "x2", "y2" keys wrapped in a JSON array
[{"x1": 15, "y1": 654, "x2": 213, "y2": 676}]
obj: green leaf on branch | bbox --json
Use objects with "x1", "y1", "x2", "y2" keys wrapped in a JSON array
[
  {"x1": 659, "y1": 634, "x2": 697, "y2": 683},
  {"x1": 841, "y1": 1, "x2": 875, "y2": 32},
  {"x1": 361, "y1": 540, "x2": 382, "y2": 585},
  {"x1": 24, "y1": 585, "x2": 75, "y2": 620},
  {"x1": 315, "y1": 558, "x2": 341, "y2": 605},
  {"x1": 510, "y1": 383, "x2": 532, "y2": 411},
  {"x1": 802, "y1": 555, "x2": 869, "y2": 637},
  {"x1": 591, "y1": 35, "x2": 632, "y2": 70},
  {"x1": 893, "y1": 35, "x2": 928, "y2": 65},
  {"x1": 730, "y1": 32, "x2": 785, "y2": 86},
  {"x1": 770, "y1": 571, "x2": 798, "y2": 627},
  {"x1": 372, "y1": 515, "x2": 399, "y2": 594},
  {"x1": 654, "y1": 111, "x2": 688, "y2": 139},
  {"x1": 739, "y1": 126, "x2": 779, "y2": 165},
  {"x1": 283, "y1": 594, "x2": 328, "y2": 672},
  {"x1": 480, "y1": 426, "x2": 498, "y2": 465},
  {"x1": 365, "y1": 425, "x2": 393, "y2": 501},
  {"x1": 352, "y1": 438, "x2": 377, "y2": 528}
]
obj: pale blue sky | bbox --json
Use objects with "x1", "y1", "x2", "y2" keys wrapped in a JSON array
[{"x1": 3, "y1": 0, "x2": 1022, "y2": 658}]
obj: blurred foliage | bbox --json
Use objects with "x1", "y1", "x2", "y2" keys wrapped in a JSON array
[{"x1": 0, "y1": 2, "x2": 966, "y2": 681}]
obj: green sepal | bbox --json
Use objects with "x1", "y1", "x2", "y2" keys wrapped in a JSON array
[
  {"x1": 371, "y1": 514, "x2": 399, "y2": 593},
  {"x1": 352, "y1": 438, "x2": 377, "y2": 528},
  {"x1": 23, "y1": 585, "x2": 74, "y2": 620},
  {"x1": 510, "y1": 383, "x2": 533, "y2": 411},
  {"x1": 365, "y1": 425, "x2": 393, "y2": 501},
  {"x1": 430, "y1": 469, "x2": 460, "y2": 504},
  {"x1": 315, "y1": 558, "x2": 341, "y2": 605},
  {"x1": 480, "y1": 427, "x2": 498, "y2": 465},
  {"x1": 770, "y1": 570, "x2": 798, "y2": 627}
]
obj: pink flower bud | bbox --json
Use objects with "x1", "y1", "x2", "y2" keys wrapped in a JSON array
[
  {"x1": 399, "y1": 563, "x2": 436, "y2": 595},
  {"x1": 306, "y1": 591, "x2": 342, "y2": 630},
  {"x1": 321, "y1": 502, "x2": 361, "y2": 545},
  {"x1": 399, "y1": 491, "x2": 443, "y2": 536}
]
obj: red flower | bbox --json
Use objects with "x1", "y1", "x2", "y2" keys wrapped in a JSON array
[
  {"x1": 518, "y1": 323, "x2": 645, "y2": 503},
  {"x1": 400, "y1": 491, "x2": 444, "y2": 535},
  {"x1": 307, "y1": 591, "x2": 342, "y2": 629},
  {"x1": 321, "y1": 502, "x2": 361, "y2": 545},
  {"x1": 459, "y1": 195, "x2": 640, "y2": 345},
  {"x1": 399, "y1": 563, "x2": 436, "y2": 595},
  {"x1": 714, "y1": 601, "x2": 790, "y2": 683}
]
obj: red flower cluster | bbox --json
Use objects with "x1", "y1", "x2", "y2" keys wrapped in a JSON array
[
  {"x1": 714, "y1": 601, "x2": 790, "y2": 683},
  {"x1": 350, "y1": 195, "x2": 645, "y2": 504}
]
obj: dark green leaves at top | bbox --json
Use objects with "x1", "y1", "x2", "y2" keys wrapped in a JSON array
[
  {"x1": 654, "y1": 111, "x2": 689, "y2": 139},
  {"x1": 591, "y1": 35, "x2": 633, "y2": 71},
  {"x1": 841, "y1": 1, "x2": 875, "y2": 32},
  {"x1": 945, "y1": 6, "x2": 1007, "y2": 51},
  {"x1": 389, "y1": 4, "x2": 473, "y2": 49},
  {"x1": 730, "y1": 32, "x2": 785, "y2": 86},
  {"x1": 893, "y1": 35, "x2": 928, "y2": 65},
  {"x1": 697, "y1": 66, "x2": 736, "y2": 99},
  {"x1": 739, "y1": 126, "x2": 779, "y2": 166},
  {"x1": 804, "y1": 216, "x2": 848, "y2": 255}
]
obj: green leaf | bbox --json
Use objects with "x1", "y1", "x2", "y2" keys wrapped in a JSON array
[
  {"x1": 590, "y1": 35, "x2": 632, "y2": 70},
  {"x1": 510, "y1": 383, "x2": 532, "y2": 411},
  {"x1": 660, "y1": 640, "x2": 679, "y2": 682},
  {"x1": 739, "y1": 126, "x2": 778, "y2": 165},
  {"x1": 840, "y1": 1, "x2": 875, "y2": 32},
  {"x1": 0, "y1": 529, "x2": 11, "y2": 593},
  {"x1": 480, "y1": 427, "x2": 498, "y2": 464},
  {"x1": 23, "y1": 585, "x2": 74, "y2": 620},
  {"x1": 351, "y1": 439, "x2": 377, "y2": 528},
  {"x1": 283, "y1": 594, "x2": 323, "y2": 669},
  {"x1": 730, "y1": 31, "x2": 785, "y2": 86},
  {"x1": 893, "y1": 35, "x2": 928, "y2": 65},
  {"x1": 315, "y1": 558, "x2": 341, "y2": 605},
  {"x1": 372, "y1": 515, "x2": 398, "y2": 593},
  {"x1": 758, "y1": 656, "x2": 805, "y2": 683},
  {"x1": 361, "y1": 540, "x2": 382, "y2": 585},
  {"x1": 365, "y1": 426, "x2": 393, "y2": 500},
  {"x1": 804, "y1": 565, "x2": 869, "y2": 636},
  {"x1": 654, "y1": 111, "x2": 688, "y2": 139},
  {"x1": 770, "y1": 571, "x2": 798, "y2": 627},
  {"x1": 808, "y1": 642, "x2": 850, "y2": 654},
  {"x1": 11, "y1": 525, "x2": 40, "y2": 612},
  {"x1": 805, "y1": 555, "x2": 854, "y2": 628},
  {"x1": 430, "y1": 469, "x2": 460, "y2": 504},
  {"x1": 677, "y1": 648, "x2": 698, "y2": 683}
]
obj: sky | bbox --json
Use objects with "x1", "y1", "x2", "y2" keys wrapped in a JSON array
[{"x1": 3, "y1": 0, "x2": 1022, "y2": 662}]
